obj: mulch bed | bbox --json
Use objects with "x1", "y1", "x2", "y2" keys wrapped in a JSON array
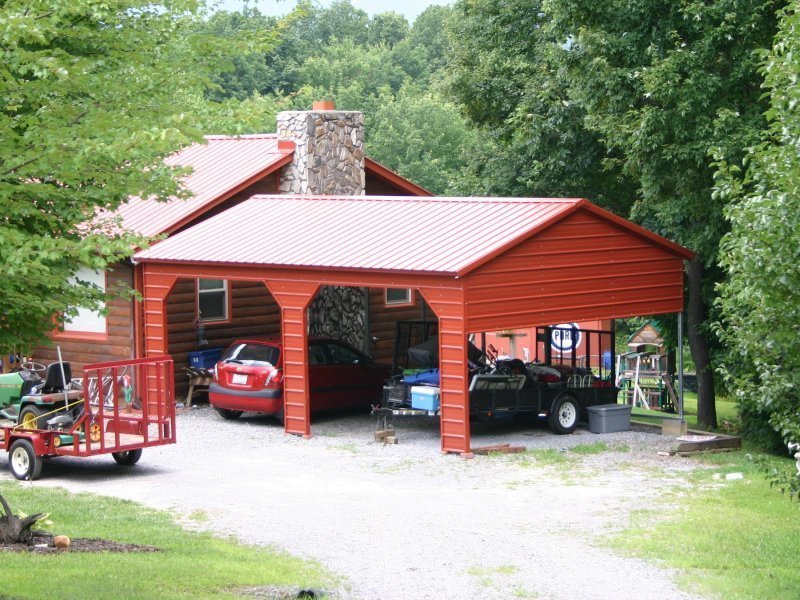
[{"x1": 0, "y1": 537, "x2": 160, "y2": 554}]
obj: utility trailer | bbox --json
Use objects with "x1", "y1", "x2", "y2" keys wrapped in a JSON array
[
  {"x1": 468, "y1": 373, "x2": 618, "y2": 434},
  {"x1": 1, "y1": 356, "x2": 175, "y2": 480},
  {"x1": 382, "y1": 325, "x2": 619, "y2": 434}
]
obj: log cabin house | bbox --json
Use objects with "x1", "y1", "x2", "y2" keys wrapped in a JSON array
[{"x1": 34, "y1": 103, "x2": 435, "y2": 399}]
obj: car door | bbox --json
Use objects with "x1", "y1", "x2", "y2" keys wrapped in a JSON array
[
  {"x1": 311, "y1": 341, "x2": 371, "y2": 410},
  {"x1": 307, "y1": 341, "x2": 331, "y2": 411}
]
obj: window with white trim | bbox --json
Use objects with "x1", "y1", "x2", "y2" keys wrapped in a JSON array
[
  {"x1": 198, "y1": 279, "x2": 228, "y2": 321},
  {"x1": 385, "y1": 288, "x2": 412, "y2": 306},
  {"x1": 63, "y1": 268, "x2": 106, "y2": 334}
]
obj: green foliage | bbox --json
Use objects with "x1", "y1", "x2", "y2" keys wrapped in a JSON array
[
  {"x1": 714, "y1": 6, "x2": 800, "y2": 472},
  {"x1": 446, "y1": 0, "x2": 634, "y2": 211},
  {"x1": 367, "y1": 87, "x2": 479, "y2": 194},
  {"x1": 547, "y1": 0, "x2": 778, "y2": 261},
  {"x1": 0, "y1": 1, "x2": 277, "y2": 355}
]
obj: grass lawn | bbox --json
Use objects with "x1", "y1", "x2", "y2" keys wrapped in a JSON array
[
  {"x1": 631, "y1": 391, "x2": 739, "y2": 431},
  {"x1": 0, "y1": 482, "x2": 336, "y2": 599},
  {"x1": 610, "y1": 449, "x2": 800, "y2": 599}
]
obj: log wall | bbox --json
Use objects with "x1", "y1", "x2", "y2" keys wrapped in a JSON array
[
  {"x1": 32, "y1": 265, "x2": 135, "y2": 376},
  {"x1": 167, "y1": 278, "x2": 280, "y2": 400},
  {"x1": 368, "y1": 289, "x2": 431, "y2": 366}
]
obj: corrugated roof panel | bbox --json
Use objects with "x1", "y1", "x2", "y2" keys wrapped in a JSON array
[
  {"x1": 134, "y1": 195, "x2": 585, "y2": 275},
  {"x1": 113, "y1": 135, "x2": 292, "y2": 237}
]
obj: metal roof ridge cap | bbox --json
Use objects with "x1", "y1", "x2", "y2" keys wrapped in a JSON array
[
  {"x1": 240, "y1": 195, "x2": 583, "y2": 203},
  {"x1": 203, "y1": 133, "x2": 279, "y2": 140}
]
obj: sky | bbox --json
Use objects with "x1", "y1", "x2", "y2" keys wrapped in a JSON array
[{"x1": 212, "y1": 0, "x2": 452, "y2": 23}]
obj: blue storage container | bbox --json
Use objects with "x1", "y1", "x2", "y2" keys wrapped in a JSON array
[
  {"x1": 188, "y1": 347, "x2": 224, "y2": 369},
  {"x1": 411, "y1": 386, "x2": 440, "y2": 411}
]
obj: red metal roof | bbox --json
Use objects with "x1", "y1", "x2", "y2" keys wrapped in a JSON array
[
  {"x1": 114, "y1": 135, "x2": 294, "y2": 237},
  {"x1": 134, "y1": 196, "x2": 693, "y2": 275},
  {"x1": 111, "y1": 136, "x2": 431, "y2": 237},
  {"x1": 364, "y1": 157, "x2": 433, "y2": 196}
]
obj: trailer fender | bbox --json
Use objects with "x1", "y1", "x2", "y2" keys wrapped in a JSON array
[{"x1": 6, "y1": 431, "x2": 53, "y2": 457}]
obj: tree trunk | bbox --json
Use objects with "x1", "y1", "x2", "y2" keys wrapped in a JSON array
[
  {"x1": 687, "y1": 257, "x2": 717, "y2": 429},
  {"x1": 0, "y1": 493, "x2": 47, "y2": 545}
]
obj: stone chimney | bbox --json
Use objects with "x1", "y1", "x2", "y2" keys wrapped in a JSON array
[{"x1": 277, "y1": 102, "x2": 365, "y2": 195}]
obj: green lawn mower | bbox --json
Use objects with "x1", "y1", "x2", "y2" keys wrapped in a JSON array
[{"x1": 0, "y1": 360, "x2": 83, "y2": 429}]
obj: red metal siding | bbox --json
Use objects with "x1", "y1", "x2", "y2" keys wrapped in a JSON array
[
  {"x1": 465, "y1": 210, "x2": 685, "y2": 332},
  {"x1": 142, "y1": 271, "x2": 178, "y2": 357},
  {"x1": 264, "y1": 280, "x2": 319, "y2": 437},
  {"x1": 419, "y1": 286, "x2": 471, "y2": 455}
]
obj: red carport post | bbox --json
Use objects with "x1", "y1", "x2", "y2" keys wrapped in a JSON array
[
  {"x1": 264, "y1": 279, "x2": 319, "y2": 438},
  {"x1": 140, "y1": 268, "x2": 178, "y2": 413},
  {"x1": 419, "y1": 286, "x2": 471, "y2": 457}
]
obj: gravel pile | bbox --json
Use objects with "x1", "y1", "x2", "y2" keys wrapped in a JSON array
[{"x1": 5, "y1": 406, "x2": 706, "y2": 599}]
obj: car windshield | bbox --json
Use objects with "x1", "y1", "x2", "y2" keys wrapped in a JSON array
[{"x1": 221, "y1": 343, "x2": 280, "y2": 367}]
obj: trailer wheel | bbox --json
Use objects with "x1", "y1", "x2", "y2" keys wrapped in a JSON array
[
  {"x1": 112, "y1": 449, "x2": 142, "y2": 466},
  {"x1": 19, "y1": 405, "x2": 45, "y2": 430},
  {"x1": 215, "y1": 408, "x2": 243, "y2": 421},
  {"x1": 548, "y1": 395, "x2": 580, "y2": 434},
  {"x1": 9, "y1": 439, "x2": 43, "y2": 480}
]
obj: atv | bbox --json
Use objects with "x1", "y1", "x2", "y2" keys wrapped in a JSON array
[{"x1": 0, "y1": 361, "x2": 84, "y2": 430}]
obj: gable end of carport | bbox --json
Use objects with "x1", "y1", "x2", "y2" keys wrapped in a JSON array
[{"x1": 463, "y1": 206, "x2": 689, "y2": 333}]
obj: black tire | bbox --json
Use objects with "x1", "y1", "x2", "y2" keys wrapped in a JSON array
[
  {"x1": 548, "y1": 394, "x2": 580, "y2": 435},
  {"x1": 18, "y1": 405, "x2": 46, "y2": 430},
  {"x1": 215, "y1": 408, "x2": 243, "y2": 421},
  {"x1": 9, "y1": 439, "x2": 43, "y2": 480},
  {"x1": 112, "y1": 448, "x2": 143, "y2": 465}
]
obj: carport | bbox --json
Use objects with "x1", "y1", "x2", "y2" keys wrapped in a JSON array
[{"x1": 134, "y1": 195, "x2": 693, "y2": 455}]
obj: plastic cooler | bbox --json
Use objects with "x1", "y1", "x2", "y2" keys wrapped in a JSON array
[
  {"x1": 411, "y1": 386, "x2": 440, "y2": 411},
  {"x1": 188, "y1": 347, "x2": 224, "y2": 369}
]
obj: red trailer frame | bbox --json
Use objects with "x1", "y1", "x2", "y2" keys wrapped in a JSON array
[{"x1": 1, "y1": 356, "x2": 175, "y2": 480}]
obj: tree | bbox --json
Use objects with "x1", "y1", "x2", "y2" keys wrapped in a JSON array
[
  {"x1": 715, "y1": 5, "x2": 800, "y2": 474},
  {"x1": 368, "y1": 12, "x2": 409, "y2": 48},
  {"x1": 199, "y1": 8, "x2": 282, "y2": 100},
  {"x1": 0, "y1": 0, "x2": 271, "y2": 355},
  {"x1": 544, "y1": 0, "x2": 782, "y2": 427},
  {"x1": 367, "y1": 87, "x2": 479, "y2": 194},
  {"x1": 446, "y1": 0, "x2": 634, "y2": 211}
]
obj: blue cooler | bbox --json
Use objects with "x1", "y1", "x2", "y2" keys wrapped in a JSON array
[
  {"x1": 188, "y1": 347, "x2": 224, "y2": 369},
  {"x1": 411, "y1": 386, "x2": 440, "y2": 411}
]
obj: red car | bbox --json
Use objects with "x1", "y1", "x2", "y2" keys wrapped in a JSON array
[{"x1": 209, "y1": 338, "x2": 391, "y2": 421}]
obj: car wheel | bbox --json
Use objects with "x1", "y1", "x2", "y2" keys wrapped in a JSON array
[
  {"x1": 19, "y1": 405, "x2": 45, "y2": 430},
  {"x1": 112, "y1": 449, "x2": 142, "y2": 465},
  {"x1": 548, "y1": 394, "x2": 580, "y2": 434},
  {"x1": 215, "y1": 408, "x2": 243, "y2": 421},
  {"x1": 9, "y1": 439, "x2": 43, "y2": 480}
]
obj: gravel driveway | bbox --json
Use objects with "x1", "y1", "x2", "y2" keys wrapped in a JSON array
[{"x1": 2, "y1": 407, "x2": 705, "y2": 600}]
